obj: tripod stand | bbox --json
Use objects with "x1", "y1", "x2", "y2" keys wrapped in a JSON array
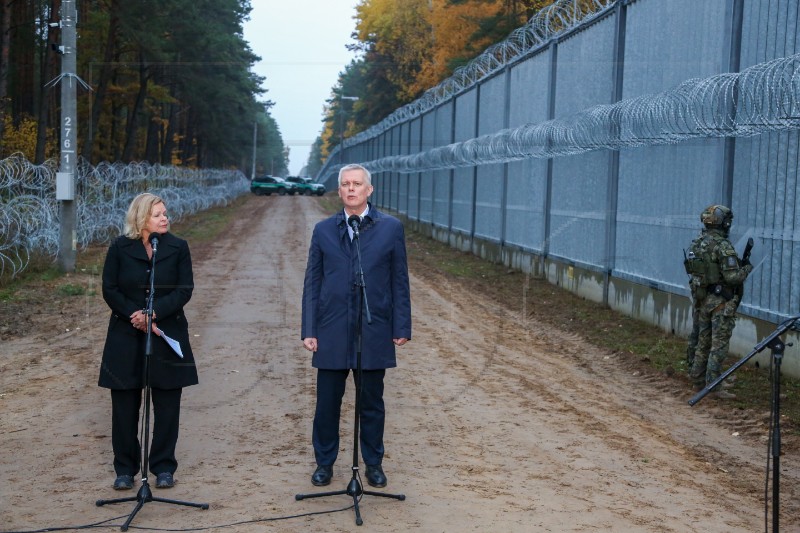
[
  {"x1": 96, "y1": 235, "x2": 208, "y2": 531},
  {"x1": 689, "y1": 314, "x2": 800, "y2": 533},
  {"x1": 296, "y1": 221, "x2": 405, "y2": 526}
]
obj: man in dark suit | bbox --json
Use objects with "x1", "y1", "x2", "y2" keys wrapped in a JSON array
[{"x1": 301, "y1": 163, "x2": 411, "y2": 488}]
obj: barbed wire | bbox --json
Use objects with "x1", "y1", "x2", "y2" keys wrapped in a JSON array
[
  {"x1": 357, "y1": 53, "x2": 800, "y2": 174},
  {"x1": 0, "y1": 153, "x2": 249, "y2": 278}
]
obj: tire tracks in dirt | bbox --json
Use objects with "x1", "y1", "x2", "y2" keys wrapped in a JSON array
[{"x1": 1, "y1": 194, "x2": 797, "y2": 532}]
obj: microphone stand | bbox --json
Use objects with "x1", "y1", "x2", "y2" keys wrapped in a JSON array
[
  {"x1": 96, "y1": 237, "x2": 208, "y2": 531},
  {"x1": 296, "y1": 221, "x2": 405, "y2": 526},
  {"x1": 689, "y1": 314, "x2": 800, "y2": 533}
]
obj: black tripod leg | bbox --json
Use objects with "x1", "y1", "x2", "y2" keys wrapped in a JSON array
[
  {"x1": 96, "y1": 496, "x2": 138, "y2": 506},
  {"x1": 362, "y1": 490, "x2": 405, "y2": 501},
  {"x1": 150, "y1": 496, "x2": 209, "y2": 509},
  {"x1": 97, "y1": 482, "x2": 151, "y2": 509},
  {"x1": 345, "y1": 477, "x2": 364, "y2": 526},
  {"x1": 296, "y1": 489, "x2": 348, "y2": 500},
  {"x1": 771, "y1": 347, "x2": 783, "y2": 533},
  {"x1": 120, "y1": 499, "x2": 145, "y2": 532},
  {"x1": 97, "y1": 481, "x2": 207, "y2": 531}
]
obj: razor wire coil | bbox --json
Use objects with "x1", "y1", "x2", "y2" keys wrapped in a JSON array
[
  {"x1": 354, "y1": 53, "x2": 800, "y2": 174},
  {"x1": 317, "y1": 0, "x2": 800, "y2": 181},
  {"x1": 0, "y1": 154, "x2": 249, "y2": 278}
]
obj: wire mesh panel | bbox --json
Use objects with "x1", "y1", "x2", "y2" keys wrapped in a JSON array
[
  {"x1": 740, "y1": 0, "x2": 800, "y2": 68},
  {"x1": 505, "y1": 158, "x2": 548, "y2": 251},
  {"x1": 734, "y1": 0, "x2": 800, "y2": 320},
  {"x1": 433, "y1": 102, "x2": 454, "y2": 228},
  {"x1": 418, "y1": 111, "x2": 438, "y2": 223},
  {"x1": 388, "y1": 126, "x2": 401, "y2": 210},
  {"x1": 616, "y1": 141, "x2": 727, "y2": 289},
  {"x1": 452, "y1": 89, "x2": 479, "y2": 235},
  {"x1": 475, "y1": 75, "x2": 507, "y2": 242},
  {"x1": 624, "y1": 0, "x2": 730, "y2": 97},
  {"x1": 407, "y1": 117, "x2": 423, "y2": 219},
  {"x1": 545, "y1": 15, "x2": 616, "y2": 267},
  {"x1": 373, "y1": 132, "x2": 387, "y2": 208},
  {"x1": 505, "y1": 49, "x2": 552, "y2": 251},
  {"x1": 549, "y1": 151, "x2": 610, "y2": 267},
  {"x1": 734, "y1": 131, "x2": 800, "y2": 320}
]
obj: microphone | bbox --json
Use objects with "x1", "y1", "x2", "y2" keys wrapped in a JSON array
[
  {"x1": 347, "y1": 214, "x2": 361, "y2": 238},
  {"x1": 148, "y1": 232, "x2": 162, "y2": 252}
]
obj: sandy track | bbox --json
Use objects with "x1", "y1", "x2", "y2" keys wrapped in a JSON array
[{"x1": 1, "y1": 195, "x2": 798, "y2": 532}]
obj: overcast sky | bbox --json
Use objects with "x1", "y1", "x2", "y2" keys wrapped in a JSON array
[{"x1": 242, "y1": 1, "x2": 360, "y2": 175}]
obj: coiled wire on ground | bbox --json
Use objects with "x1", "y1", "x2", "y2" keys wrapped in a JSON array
[{"x1": 0, "y1": 155, "x2": 249, "y2": 278}]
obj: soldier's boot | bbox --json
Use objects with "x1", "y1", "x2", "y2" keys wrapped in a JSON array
[
  {"x1": 711, "y1": 389, "x2": 736, "y2": 400},
  {"x1": 721, "y1": 375, "x2": 736, "y2": 389}
]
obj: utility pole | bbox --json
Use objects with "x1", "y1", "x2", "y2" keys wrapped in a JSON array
[{"x1": 55, "y1": 0, "x2": 78, "y2": 272}]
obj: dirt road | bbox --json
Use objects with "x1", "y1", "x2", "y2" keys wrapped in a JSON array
[{"x1": 1, "y1": 195, "x2": 798, "y2": 532}]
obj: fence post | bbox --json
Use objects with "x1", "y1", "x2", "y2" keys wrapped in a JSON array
[
  {"x1": 603, "y1": 0, "x2": 627, "y2": 305},
  {"x1": 721, "y1": 0, "x2": 744, "y2": 206},
  {"x1": 500, "y1": 65, "x2": 512, "y2": 247},
  {"x1": 543, "y1": 39, "x2": 559, "y2": 263}
]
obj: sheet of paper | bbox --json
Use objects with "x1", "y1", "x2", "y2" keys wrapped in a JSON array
[{"x1": 156, "y1": 328, "x2": 184, "y2": 358}]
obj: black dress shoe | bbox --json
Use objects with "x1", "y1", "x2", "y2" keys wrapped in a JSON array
[
  {"x1": 155, "y1": 472, "x2": 175, "y2": 488},
  {"x1": 365, "y1": 465, "x2": 387, "y2": 488},
  {"x1": 113, "y1": 474, "x2": 134, "y2": 490},
  {"x1": 311, "y1": 465, "x2": 333, "y2": 486}
]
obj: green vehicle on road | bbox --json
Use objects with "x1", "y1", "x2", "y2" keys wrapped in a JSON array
[
  {"x1": 286, "y1": 176, "x2": 326, "y2": 196},
  {"x1": 250, "y1": 176, "x2": 299, "y2": 196}
]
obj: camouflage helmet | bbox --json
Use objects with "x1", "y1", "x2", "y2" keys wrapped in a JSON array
[{"x1": 701, "y1": 204, "x2": 733, "y2": 229}]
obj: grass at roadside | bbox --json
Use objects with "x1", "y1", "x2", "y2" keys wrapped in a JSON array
[{"x1": 404, "y1": 229, "x2": 800, "y2": 436}]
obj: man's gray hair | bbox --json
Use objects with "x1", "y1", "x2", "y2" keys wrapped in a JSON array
[{"x1": 338, "y1": 163, "x2": 371, "y2": 186}]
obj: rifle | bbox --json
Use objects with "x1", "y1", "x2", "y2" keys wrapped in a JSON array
[
  {"x1": 742, "y1": 237, "x2": 754, "y2": 266},
  {"x1": 732, "y1": 237, "x2": 755, "y2": 301}
]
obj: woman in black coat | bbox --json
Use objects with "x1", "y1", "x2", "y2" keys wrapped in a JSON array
[{"x1": 98, "y1": 193, "x2": 198, "y2": 491}]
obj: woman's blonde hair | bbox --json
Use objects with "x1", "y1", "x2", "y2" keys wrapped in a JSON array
[{"x1": 123, "y1": 193, "x2": 168, "y2": 239}]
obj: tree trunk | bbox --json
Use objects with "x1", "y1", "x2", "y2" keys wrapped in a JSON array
[
  {"x1": 178, "y1": 110, "x2": 194, "y2": 166},
  {"x1": 35, "y1": 0, "x2": 60, "y2": 163},
  {"x1": 81, "y1": 0, "x2": 119, "y2": 163},
  {"x1": 0, "y1": 0, "x2": 13, "y2": 149},
  {"x1": 144, "y1": 114, "x2": 159, "y2": 162},
  {"x1": 161, "y1": 102, "x2": 176, "y2": 164},
  {"x1": 121, "y1": 53, "x2": 148, "y2": 163},
  {"x1": 13, "y1": 0, "x2": 35, "y2": 120}
]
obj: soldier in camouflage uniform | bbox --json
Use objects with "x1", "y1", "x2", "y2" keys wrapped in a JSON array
[
  {"x1": 684, "y1": 205, "x2": 752, "y2": 399},
  {"x1": 686, "y1": 308, "x2": 700, "y2": 370}
]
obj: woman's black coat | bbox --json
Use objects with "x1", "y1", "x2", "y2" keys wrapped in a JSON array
[{"x1": 98, "y1": 233, "x2": 199, "y2": 390}]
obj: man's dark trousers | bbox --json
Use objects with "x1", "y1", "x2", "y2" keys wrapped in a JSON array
[{"x1": 312, "y1": 368, "x2": 386, "y2": 467}]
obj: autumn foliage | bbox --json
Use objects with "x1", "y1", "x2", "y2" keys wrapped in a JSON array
[{"x1": 310, "y1": 0, "x2": 552, "y2": 169}]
